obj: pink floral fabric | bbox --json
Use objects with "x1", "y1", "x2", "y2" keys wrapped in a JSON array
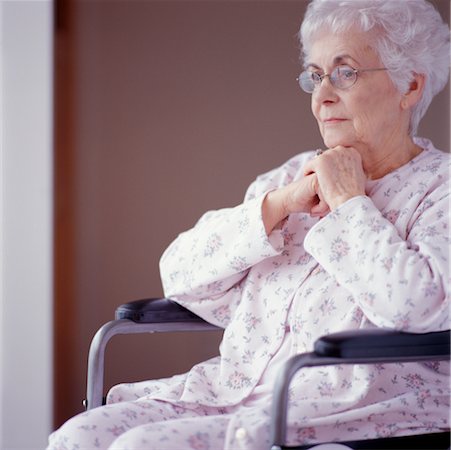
[{"x1": 48, "y1": 137, "x2": 450, "y2": 449}]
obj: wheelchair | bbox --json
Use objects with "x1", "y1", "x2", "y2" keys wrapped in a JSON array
[{"x1": 84, "y1": 298, "x2": 450, "y2": 450}]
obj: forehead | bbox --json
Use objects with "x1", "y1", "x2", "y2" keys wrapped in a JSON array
[{"x1": 306, "y1": 29, "x2": 380, "y2": 69}]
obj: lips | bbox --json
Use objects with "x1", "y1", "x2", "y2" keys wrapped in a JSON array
[{"x1": 323, "y1": 118, "x2": 347, "y2": 123}]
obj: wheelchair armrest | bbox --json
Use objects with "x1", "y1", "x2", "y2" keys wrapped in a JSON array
[
  {"x1": 115, "y1": 297, "x2": 209, "y2": 324},
  {"x1": 86, "y1": 298, "x2": 220, "y2": 410},
  {"x1": 270, "y1": 329, "x2": 450, "y2": 449},
  {"x1": 314, "y1": 328, "x2": 450, "y2": 359}
]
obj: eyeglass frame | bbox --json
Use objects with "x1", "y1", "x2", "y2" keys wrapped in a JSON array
[{"x1": 297, "y1": 65, "x2": 388, "y2": 94}]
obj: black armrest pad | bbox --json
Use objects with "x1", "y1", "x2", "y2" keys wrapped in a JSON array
[
  {"x1": 314, "y1": 329, "x2": 450, "y2": 359},
  {"x1": 115, "y1": 298, "x2": 209, "y2": 324}
]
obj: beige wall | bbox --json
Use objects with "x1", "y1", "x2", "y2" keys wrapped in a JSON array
[{"x1": 54, "y1": 0, "x2": 450, "y2": 427}]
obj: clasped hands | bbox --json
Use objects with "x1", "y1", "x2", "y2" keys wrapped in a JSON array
[{"x1": 262, "y1": 146, "x2": 367, "y2": 235}]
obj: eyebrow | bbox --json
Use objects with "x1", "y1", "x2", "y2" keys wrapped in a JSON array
[{"x1": 306, "y1": 54, "x2": 360, "y2": 70}]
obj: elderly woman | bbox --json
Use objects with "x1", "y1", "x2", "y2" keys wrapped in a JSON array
[{"x1": 48, "y1": 0, "x2": 450, "y2": 449}]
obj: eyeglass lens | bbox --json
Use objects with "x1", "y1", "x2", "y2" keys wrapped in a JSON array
[{"x1": 299, "y1": 65, "x2": 356, "y2": 93}]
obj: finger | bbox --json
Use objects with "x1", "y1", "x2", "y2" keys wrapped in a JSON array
[
  {"x1": 310, "y1": 201, "x2": 330, "y2": 217},
  {"x1": 315, "y1": 148, "x2": 328, "y2": 157},
  {"x1": 303, "y1": 149, "x2": 326, "y2": 176},
  {"x1": 309, "y1": 194, "x2": 330, "y2": 216},
  {"x1": 311, "y1": 186, "x2": 330, "y2": 216},
  {"x1": 303, "y1": 158, "x2": 317, "y2": 176}
]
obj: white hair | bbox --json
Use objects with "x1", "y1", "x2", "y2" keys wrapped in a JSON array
[{"x1": 299, "y1": 0, "x2": 450, "y2": 136}]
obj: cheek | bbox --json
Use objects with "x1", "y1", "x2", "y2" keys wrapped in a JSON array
[
  {"x1": 353, "y1": 100, "x2": 400, "y2": 137},
  {"x1": 311, "y1": 99, "x2": 320, "y2": 122},
  {"x1": 353, "y1": 84, "x2": 401, "y2": 126},
  {"x1": 352, "y1": 112, "x2": 373, "y2": 137},
  {"x1": 349, "y1": 94, "x2": 388, "y2": 135},
  {"x1": 311, "y1": 100, "x2": 325, "y2": 134}
]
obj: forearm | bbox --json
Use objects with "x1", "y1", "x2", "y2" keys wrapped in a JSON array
[
  {"x1": 160, "y1": 193, "x2": 284, "y2": 301},
  {"x1": 304, "y1": 196, "x2": 449, "y2": 331},
  {"x1": 261, "y1": 189, "x2": 288, "y2": 235}
]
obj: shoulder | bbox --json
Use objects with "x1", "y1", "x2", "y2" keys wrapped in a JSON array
[
  {"x1": 413, "y1": 137, "x2": 450, "y2": 174},
  {"x1": 409, "y1": 137, "x2": 450, "y2": 196}
]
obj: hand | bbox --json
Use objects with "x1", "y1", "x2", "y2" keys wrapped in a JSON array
[
  {"x1": 303, "y1": 146, "x2": 367, "y2": 210},
  {"x1": 262, "y1": 173, "x2": 330, "y2": 235},
  {"x1": 282, "y1": 173, "x2": 330, "y2": 217}
]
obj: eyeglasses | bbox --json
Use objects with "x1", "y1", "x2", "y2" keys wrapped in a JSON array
[{"x1": 297, "y1": 65, "x2": 388, "y2": 94}]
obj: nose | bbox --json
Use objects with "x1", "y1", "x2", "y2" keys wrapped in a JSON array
[{"x1": 312, "y1": 75, "x2": 339, "y2": 104}]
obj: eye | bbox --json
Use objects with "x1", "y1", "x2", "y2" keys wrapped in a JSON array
[
  {"x1": 304, "y1": 71, "x2": 320, "y2": 81},
  {"x1": 337, "y1": 66, "x2": 355, "y2": 80},
  {"x1": 298, "y1": 70, "x2": 323, "y2": 93}
]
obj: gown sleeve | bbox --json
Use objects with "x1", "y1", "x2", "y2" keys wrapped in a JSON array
[
  {"x1": 303, "y1": 182, "x2": 450, "y2": 332},
  {"x1": 159, "y1": 172, "x2": 287, "y2": 327}
]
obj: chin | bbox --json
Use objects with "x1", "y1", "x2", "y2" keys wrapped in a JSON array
[
  {"x1": 322, "y1": 132, "x2": 354, "y2": 149},
  {"x1": 322, "y1": 136, "x2": 341, "y2": 149}
]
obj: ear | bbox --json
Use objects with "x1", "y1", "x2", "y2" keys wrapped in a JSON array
[{"x1": 401, "y1": 72, "x2": 425, "y2": 109}]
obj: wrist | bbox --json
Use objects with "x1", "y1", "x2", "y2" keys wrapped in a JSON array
[
  {"x1": 329, "y1": 193, "x2": 363, "y2": 210},
  {"x1": 269, "y1": 188, "x2": 290, "y2": 220},
  {"x1": 262, "y1": 189, "x2": 289, "y2": 235}
]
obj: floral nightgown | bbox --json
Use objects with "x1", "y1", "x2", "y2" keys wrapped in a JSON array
[{"x1": 48, "y1": 137, "x2": 450, "y2": 450}]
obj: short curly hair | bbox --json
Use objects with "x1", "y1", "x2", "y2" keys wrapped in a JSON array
[{"x1": 299, "y1": 0, "x2": 450, "y2": 136}]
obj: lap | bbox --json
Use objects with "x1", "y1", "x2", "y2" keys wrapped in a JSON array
[
  {"x1": 47, "y1": 398, "x2": 233, "y2": 450},
  {"x1": 110, "y1": 413, "x2": 232, "y2": 450}
]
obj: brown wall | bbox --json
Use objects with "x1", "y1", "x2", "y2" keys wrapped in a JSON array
[{"x1": 54, "y1": 0, "x2": 450, "y2": 427}]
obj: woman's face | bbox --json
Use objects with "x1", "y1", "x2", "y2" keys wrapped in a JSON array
[{"x1": 308, "y1": 29, "x2": 406, "y2": 151}]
